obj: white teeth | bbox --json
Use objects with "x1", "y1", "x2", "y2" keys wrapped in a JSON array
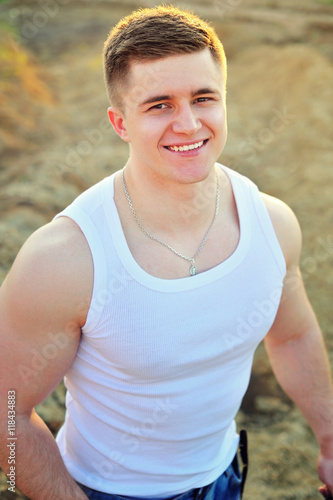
[{"x1": 168, "y1": 140, "x2": 204, "y2": 152}]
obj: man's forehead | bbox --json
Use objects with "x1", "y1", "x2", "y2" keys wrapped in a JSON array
[
  {"x1": 125, "y1": 50, "x2": 224, "y2": 105},
  {"x1": 129, "y1": 48, "x2": 221, "y2": 79},
  {"x1": 128, "y1": 58, "x2": 173, "y2": 92}
]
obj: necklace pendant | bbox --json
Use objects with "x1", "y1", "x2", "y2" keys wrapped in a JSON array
[{"x1": 190, "y1": 264, "x2": 196, "y2": 276}]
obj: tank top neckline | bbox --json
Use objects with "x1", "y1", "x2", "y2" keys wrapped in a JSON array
[{"x1": 103, "y1": 164, "x2": 251, "y2": 292}]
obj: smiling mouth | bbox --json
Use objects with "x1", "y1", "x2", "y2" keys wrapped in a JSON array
[{"x1": 164, "y1": 139, "x2": 208, "y2": 152}]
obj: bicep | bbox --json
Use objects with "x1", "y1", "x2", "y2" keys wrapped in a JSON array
[
  {"x1": 261, "y1": 192, "x2": 319, "y2": 345},
  {"x1": 265, "y1": 265, "x2": 320, "y2": 348},
  {"x1": 0, "y1": 290, "x2": 80, "y2": 414},
  {"x1": 0, "y1": 221, "x2": 92, "y2": 416}
]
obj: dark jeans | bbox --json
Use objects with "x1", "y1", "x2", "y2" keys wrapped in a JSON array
[{"x1": 77, "y1": 454, "x2": 242, "y2": 500}]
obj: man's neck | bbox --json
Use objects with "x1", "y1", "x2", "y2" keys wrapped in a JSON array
[{"x1": 120, "y1": 163, "x2": 221, "y2": 237}]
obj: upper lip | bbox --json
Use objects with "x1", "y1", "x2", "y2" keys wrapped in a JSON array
[{"x1": 164, "y1": 139, "x2": 207, "y2": 148}]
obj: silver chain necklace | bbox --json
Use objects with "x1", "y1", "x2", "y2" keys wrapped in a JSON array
[{"x1": 122, "y1": 167, "x2": 220, "y2": 277}]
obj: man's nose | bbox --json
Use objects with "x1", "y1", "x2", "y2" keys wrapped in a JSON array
[{"x1": 171, "y1": 104, "x2": 202, "y2": 136}]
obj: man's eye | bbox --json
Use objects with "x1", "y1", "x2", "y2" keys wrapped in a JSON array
[
  {"x1": 196, "y1": 97, "x2": 212, "y2": 103},
  {"x1": 150, "y1": 103, "x2": 168, "y2": 110}
]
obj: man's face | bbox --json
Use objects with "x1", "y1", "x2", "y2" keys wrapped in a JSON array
[{"x1": 109, "y1": 48, "x2": 227, "y2": 185}]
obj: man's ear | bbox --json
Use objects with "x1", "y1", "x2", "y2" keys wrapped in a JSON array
[{"x1": 107, "y1": 107, "x2": 130, "y2": 143}]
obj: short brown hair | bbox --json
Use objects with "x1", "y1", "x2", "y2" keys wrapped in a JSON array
[{"x1": 103, "y1": 5, "x2": 227, "y2": 109}]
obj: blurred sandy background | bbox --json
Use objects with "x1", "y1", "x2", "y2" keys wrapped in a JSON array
[{"x1": 0, "y1": 0, "x2": 332, "y2": 498}]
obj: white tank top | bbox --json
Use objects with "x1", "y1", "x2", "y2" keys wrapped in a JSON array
[{"x1": 54, "y1": 164, "x2": 286, "y2": 497}]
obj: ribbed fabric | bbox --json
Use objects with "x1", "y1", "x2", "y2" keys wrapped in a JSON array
[{"x1": 54, "y1": 164, "x2": 286, "y2": 497}]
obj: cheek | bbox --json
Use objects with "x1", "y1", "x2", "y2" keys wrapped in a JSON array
[
  {"x1": 201, "y1": 105, "x2": 226, "y2": 128},
  {"x1": 138, "y1": 120, "x2": 171, "y2": 149},
  {"x1": 127, "y1": 121, "x2": 164, "y2": 159},
  {"x1": 205, "y1": 113, "x2": 226, "y2": 147},
  {"x1": 213, "y1": 106, "x2": 227, "y2": 125},
  {"x1": 208, "y1": 108, "x2": 227, "y2": 148}
]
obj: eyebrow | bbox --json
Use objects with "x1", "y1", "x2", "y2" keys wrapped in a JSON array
[{"x1": 139, "y1": 87, "x2": 221, "y2": 107}]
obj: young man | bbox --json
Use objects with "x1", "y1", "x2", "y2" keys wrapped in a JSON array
[{"x1": 0, "y1": 6, "x2": 333, "y2": 500}]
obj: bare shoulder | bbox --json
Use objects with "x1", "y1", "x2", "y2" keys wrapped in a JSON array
[
  {"x1": 260, "y1": 192, "x2": 302, "y2": 269},
  {"x1": 1, "y1": 216, "x2": 93, "y2": 328}
]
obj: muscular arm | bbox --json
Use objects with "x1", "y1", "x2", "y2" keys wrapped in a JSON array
[
  {"x1": 0, "y1": 218, "x2": 92, "y2": 500},
  {"x1": 262, "y1": 194, "x2": 333, "y2": 498}
]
